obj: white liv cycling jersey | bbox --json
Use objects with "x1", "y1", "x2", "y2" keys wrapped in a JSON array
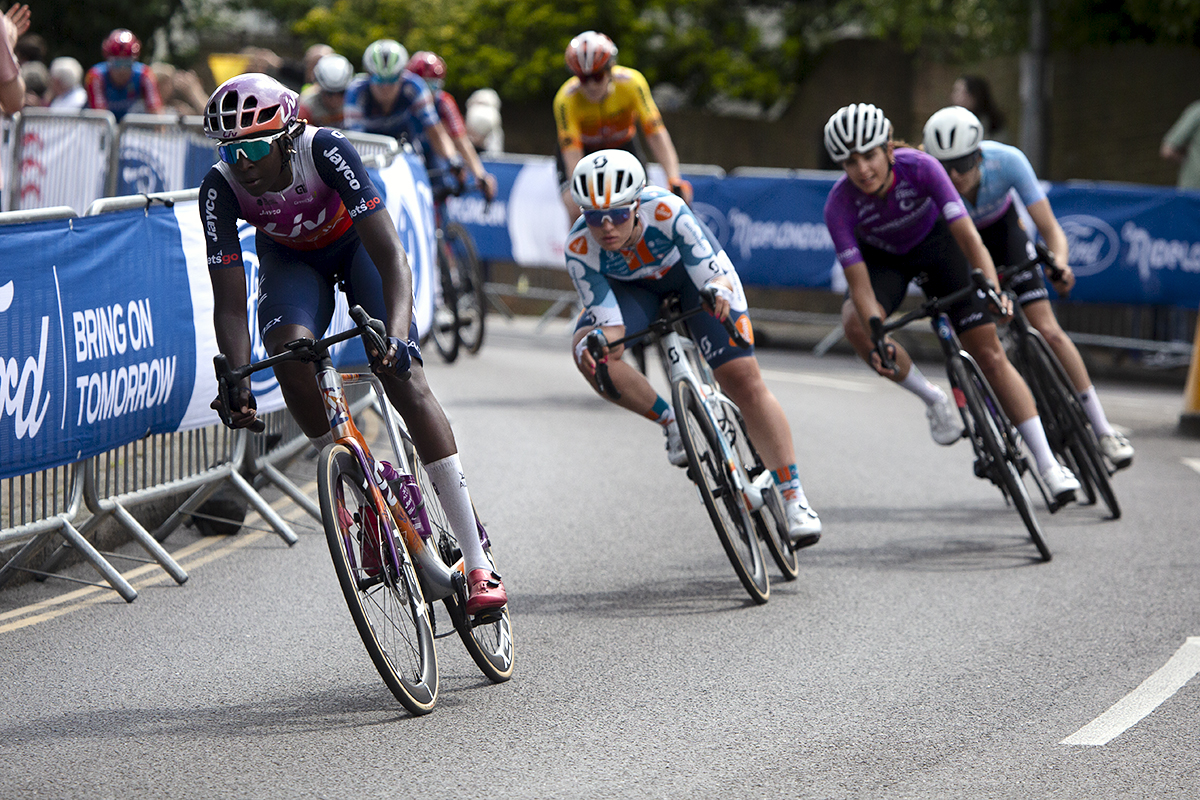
[{"x1": 564, "y1": 186, "x2": 745, "y2": 328}]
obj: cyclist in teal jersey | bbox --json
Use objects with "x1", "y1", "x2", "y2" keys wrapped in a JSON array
[
  {"x1": 823, "y1": 103, "x2": 1079, "y2": 501},
  {"x1": 922, "y1": 106, "x2": 1133, "y2": 469},
  {"x1": 566, "y1": 149, "x2": 822, "y2": 546}
]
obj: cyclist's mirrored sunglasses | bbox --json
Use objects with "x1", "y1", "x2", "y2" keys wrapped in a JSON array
[
  {"x1": 940, "y1": 151, "x2": 981, "y2": 174},
  {"x1": 370, "y1": 73, "x2": 401, "y2": 85},
  {"x1": 107, "y1": 58, "x2": 134, "y2": 69},
  {"x1": 216, "y1": 132, "x2": 284, "y2": 164},
  {"x1": 583, "y1": 207, "x2": 634, "y2": 227},
  {"x1": 579, "y1": 71, "x2": 609, "y2": 85}
]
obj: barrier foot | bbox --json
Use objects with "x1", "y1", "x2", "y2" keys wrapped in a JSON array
[
  {"x1": 258, "y1": 461, "x2": 321, "y2": 522},
  {"x1": 0, "y1": 530, "x2": 57, "y2": 589},
  {"x1": 227, "y1": 469, "x2": 299, "y2": 545},
  {"x1": 112, "y1": 503, "x2": 189, "y2": 584},
  {"x1": 813, "y1": 323, "x2": 845, "y2": 357},
  {"x1": 151, "y1": 479, "x2": 226, "y2": 543},
  {"x1": 58, "y1": 520, "x2": 137, "y2": 602}
]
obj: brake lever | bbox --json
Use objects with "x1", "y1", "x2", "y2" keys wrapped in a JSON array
[
  {"x1": 213, "y1": 354, "x2": 265, "y2": 432},
  {"x1": 585, "y1": 329, "x2": 620, "y2": 400},
  {"x1": 699, "y1": 285, "x2": 751, "y2": 349},
  {"x1": 868, "y1": 317, "x2": 896, "y2": 372}
]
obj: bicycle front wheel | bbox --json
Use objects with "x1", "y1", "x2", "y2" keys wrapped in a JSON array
[
  {"x1": 432, "y1": 240, "x2": 460, "y2": 363},
  {"x1": 674, "y1": 380, "x2": 770, "y2": 604},
  {"x1": 1023, "y1": 334, "x2": 1120, "y2": 520},
  {"x1": 318, "y1": 444, "x2": 439, "y2": 714},
  {"x1": 952, "y1": 359, "x2": 1051, "y2": 561},
  {"x1": 404, "y1": 436, "x2": 514, "y2": 683},
  {"x1": 443, "y1": 222, "x2": 487, "y2": 355},
  {"x1": 714, "y1": 396, "x2": 798, "y2": 580}
]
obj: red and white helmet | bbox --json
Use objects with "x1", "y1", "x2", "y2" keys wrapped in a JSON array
[
  {"x1": 824, "y1": 103, "x2": 891, "y2": 163},
  {"x1": 565, "y1": 31, "x2": 617, "y2": 77},
  {"x1": 406, "y1": 51, "x2": 447, "y2": 85},
  {"x1": 102, "y1": 29, "x2": 141, "y2": 60},
  {"x1": 203, "y1": 73, "x2": 299, "y2": 141}
]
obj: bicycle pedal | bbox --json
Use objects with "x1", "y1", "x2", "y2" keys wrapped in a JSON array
[{"x1": 471, "y1": 608, "x2": 504, "y2": 627}]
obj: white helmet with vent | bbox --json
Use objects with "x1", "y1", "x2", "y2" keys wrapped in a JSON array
[
  {"x1": 570, "y1": 149, "x2": 645, "y2": 210},
  {"x1": 824, "y1": 103, "x2": 891, "y2": 163},
  {"x1": 922, "y1": 105, "x2": 985, "y2": 160}
]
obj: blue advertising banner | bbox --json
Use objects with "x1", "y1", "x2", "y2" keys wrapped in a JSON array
[
  {"x1": 1, "y1": 208, "x2": 197, "y2": 479},
  {"x1": 1047, "y1": 182, "x2": 1200, "y2": 308}
]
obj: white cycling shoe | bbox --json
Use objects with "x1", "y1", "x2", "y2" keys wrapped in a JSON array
[
  {"x1": 786, "y1": 500, "x2": 822, "y2": 550},
  {"x1": 1098, "y1": 432, "x2": 1134, "y2": 470},
  {"x1": 1041, "y1": 463, "x2": 1081, "y2": 503},
  {"x1": 927, "y1": 394, "x2": 965, "y2": 446},
  {"x1": 664, "y1": 420, "x2": 688, "y2": 467}
]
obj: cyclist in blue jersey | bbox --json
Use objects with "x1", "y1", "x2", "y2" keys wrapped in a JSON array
[
  {"x1": 566, "y1": 149, "x2": 822, "y2": 547},
  {"x1": 923, "y1": 106, "x2": 1133, "y2": 469},
  {"x1": 343, "y1": 39, "x2": 464, "y2": 189},
  {"x1": 823, "y1": 103, "x2": 1080, "y2": 501},
  {"x1": 200, "y1": 73, "x2": 506, "y2": 615},
  {"x1": 84, "y1": 29, "x2": 162, "y2": 121}
]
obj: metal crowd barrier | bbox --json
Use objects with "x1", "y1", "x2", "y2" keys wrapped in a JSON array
[
  {"x1": 108, "y1": 113, "x2": 212, "y2": 196},
  {"x1": 4, "y1": 109, "x2": 117, "y2": 212}
]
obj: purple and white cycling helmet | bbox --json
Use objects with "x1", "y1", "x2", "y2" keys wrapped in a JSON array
[
  {"x1": 203, "y1": 73, "x2": 299, "y2": 142},
  {"x1": 824, "y1": 103, "x2": 891, "y2": 163}
]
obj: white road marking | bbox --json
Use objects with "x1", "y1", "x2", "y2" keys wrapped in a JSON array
[
  {"x1": 1183, "y1": 457, "x2": 1200, "y2": 476},
  {"x1": 760, "y1": 369, "x2": 874, "y2": 393},
  {"x1": 1062, "y1": 637, "x2": 1200, "y2": 746}
]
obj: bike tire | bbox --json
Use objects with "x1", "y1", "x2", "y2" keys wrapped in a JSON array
[
  {"x1": 1024, "y1": 334, "x2": 1121, "y2": 520},
  {"x1": 714, "y1": 396, "x2": 798, "y2": 580},
  {"x1": 673, "y1": 380, "x2": 770, "y2": 604},
  {"x1": 318, "y1": 444, "x2": 439, "y2": 714},
  {"x1": 432, "y1": 240, "x2": 460, "y2": 363},
  {"x1": 403, "y1": 435, "x2": 514, "y2": 683},
  {"x1": 952, "y1": 359, "x2": 1052, "y2": 561},
  {"x1": 443, "y1": 222, "x2": 487, "y2": 355}
]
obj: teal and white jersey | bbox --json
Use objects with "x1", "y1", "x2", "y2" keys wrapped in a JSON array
[
  {"x1": 565, "y1": 186, "x2": 743, "y2": 328},
  {"x1": 963, "y1": 140, "x2": 1047, "y2": 229}
]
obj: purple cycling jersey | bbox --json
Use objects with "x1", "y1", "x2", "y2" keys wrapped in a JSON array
[{"x1": 823, "y1": 148, "x2": 968, "y2": 268}]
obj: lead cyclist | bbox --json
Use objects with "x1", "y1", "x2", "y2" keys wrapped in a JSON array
[
  {"x1": 565, "y1": 149, "x2": 822, "y2": 548},
  {"x1": 922, "y1": 106, "x2": 1133, "y2": 470}
]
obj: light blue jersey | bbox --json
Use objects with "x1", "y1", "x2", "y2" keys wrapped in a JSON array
[
  {"x1": 565, "y1": 186, "x2": 744, "y2": 328},
  {"x1": 962, "y1": 140, "x2": 1046, "y2": 228}
]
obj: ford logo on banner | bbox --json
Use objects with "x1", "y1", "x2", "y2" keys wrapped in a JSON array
[{"x1": 1060, "y1": 215, "x2": 1120, "y2": 277}]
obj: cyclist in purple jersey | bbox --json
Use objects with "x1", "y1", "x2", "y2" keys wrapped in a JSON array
[
  {"x1": 822, "y1": 103, "x2": 1079, "y2": 500},
  {"x1": 923, "y1": 106, "x2": 1133, "y2": 469},
  {"x1": 200, "y1": 73, "x2": 507, "y2": 614}
]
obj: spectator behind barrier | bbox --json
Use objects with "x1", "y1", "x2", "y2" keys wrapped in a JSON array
[
  {"x1": 151, "y1": 61, "x2": 208, "y2": 115},
  {"x1": 19, "y1": 57, "x2": 45, "y2": 106},
  {"x1": 465, "y1": 88, "x2": 503, "y2": 154},
  {"x1": 47, "y1": 56, "x2": 86, "y2": 110},
  {"x1": 950, "y1": 74, "x2": 1008, "y2": 142}
]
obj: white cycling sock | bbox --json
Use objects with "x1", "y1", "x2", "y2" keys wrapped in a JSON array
[
  {"x1": 1077, "y1": 386, "x2": 1116, "y2": 437},
  {"x1": 1016, "y1": 416, "x2": 1058, "y2": 474},
  {"x1": 423, "y1": 453, "x2": 490, "y2": 574},
  {"x1": 308, "y1": 431, "x2": 335, "y2": 452},
  {"x1": 899, "y1": 367, "x2": 947, "y2": 407}
]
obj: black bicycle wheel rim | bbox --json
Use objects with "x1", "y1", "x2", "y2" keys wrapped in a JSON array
[
  {"x1": 673, "y1": 380, "x2": 770, "y2": 604},
  {"x1": 432, "y1": 243, "x2": 460, "y2": 363},
  {"x1": 715, "y1": 397, "x2": 798, "y2": 580},
  {"x1": 318, "y1": 444, "x2": 439, "y2": 713},
  {"x1": 443, "y1": 222, "x2": 487, "y2": 354},
  {"x1": 954, "y1": 359, "x2": 1051, "y2": 561},
  {"x1": 402, "y1": 434, "x2": 515, "y2": 682}
]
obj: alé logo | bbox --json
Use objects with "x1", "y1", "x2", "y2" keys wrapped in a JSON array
[{"x1": 0, "y1": 280, "x2": 51, "y2": 441}]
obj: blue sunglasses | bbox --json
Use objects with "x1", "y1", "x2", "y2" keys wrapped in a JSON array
[
  {"x1": 583, "y1": 206, "x2": 634, "y2": 227},
  {"x1": 216, "y1": 132, "x2": 284, "y2": 164}
]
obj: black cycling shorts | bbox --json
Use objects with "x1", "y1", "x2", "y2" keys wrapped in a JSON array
[
  {"x1": 978, "y1": 204, "x2": 1047, "y2": 306},
  {"x1": 855, "y1": 217, "x2": 992, "y2": 334}
]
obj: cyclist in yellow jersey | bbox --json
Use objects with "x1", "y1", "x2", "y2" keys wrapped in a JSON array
[{"x1": 554, "y1": 30, "x2": 692, "y2": 222}]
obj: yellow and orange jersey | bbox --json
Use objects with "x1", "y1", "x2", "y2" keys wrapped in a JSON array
[{"x1": 554, "y1": 66, "x2": 665, "y2": 153}]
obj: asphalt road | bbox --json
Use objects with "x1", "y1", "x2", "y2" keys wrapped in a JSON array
[{"x1": 2, "y1": 316, "x2": 1197, "y2": 799}]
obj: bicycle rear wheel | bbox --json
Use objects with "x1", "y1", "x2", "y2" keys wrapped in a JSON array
[
  {"x1": 318, "y1": 444, "x2": 439, "y2": 714},
  {"x1": 443, "y1": 222, "x2": 487, "y2": 355},
  {"x1": 432, "y1": 240, "x2": 460, "y2": 363},
  {"x1": 714, "y1": 396, "x2": 798, "y2": 580},
  {"x1": 1023, "y1": 334, "x2": 1120, "y2": 520},
  {"x1": 404, "y1": 436, "x2": 514, "y2": 683},
  {"x1": 952, "y1": 359, "x2": 1051, "y2": 561},
  {"x1": 673, "y1": 380, "x2": 770, "y2": 604}
]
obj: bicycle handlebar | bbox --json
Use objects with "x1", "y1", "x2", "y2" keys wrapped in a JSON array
[
  {"x1": 213, "y1": 305, "x2": 401, "y2": 433},
  {"x1": 868, "y1": 270, "x2": 1007, "y2": 354},
  {"x1": 996, "y1": 240, "x2": 1065, "y2": 288}
]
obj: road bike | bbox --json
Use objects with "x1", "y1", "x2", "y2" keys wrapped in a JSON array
[
  {"x1": 586, "y1": 288, "x2": 798, "y2": 605},
  {"x1": 428, "y1": 175, "x2": 487, "y2": 363},
  {"x1": 214, "y1": 307, "x2": 513, "y2": 715},
  {"x1": 869, "y1": 273, "x2": 1054, "y2": 561},
  {"x1": 997, "y1": 244, "x2": 1121, "y2": 519}
]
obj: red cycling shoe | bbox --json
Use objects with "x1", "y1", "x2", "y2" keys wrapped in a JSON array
[{"x1": 465, "y1": 569, "x2": 507, "y2": 615}]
